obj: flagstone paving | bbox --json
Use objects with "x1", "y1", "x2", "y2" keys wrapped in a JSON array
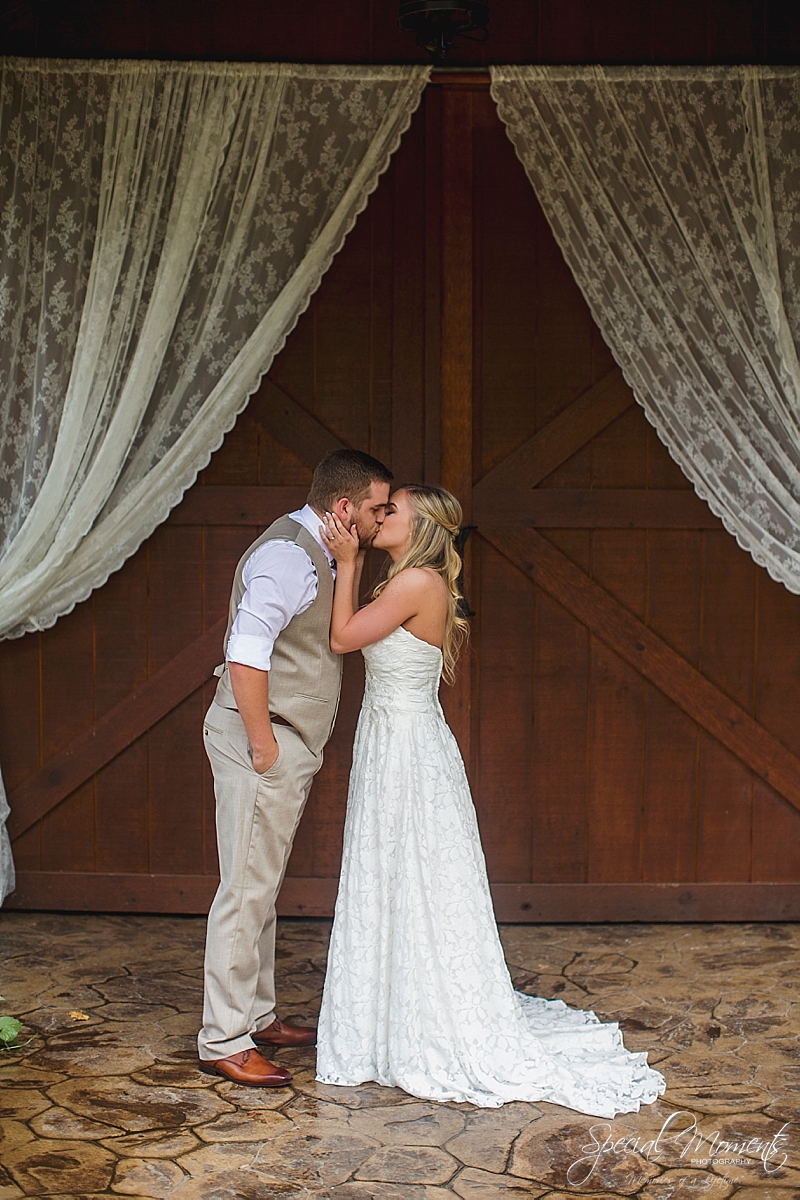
[{"x1": 1, "y1": 913, "x2": 798, "y2": 1198}]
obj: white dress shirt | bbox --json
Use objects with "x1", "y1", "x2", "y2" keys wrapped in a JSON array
[{"x1": 226, "y1": 505, "x2": 335, "y2": 672}]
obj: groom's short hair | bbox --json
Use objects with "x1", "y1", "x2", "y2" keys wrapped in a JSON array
[{"x1": 308, "y1": 449, "x2": 393, "y2": 512}]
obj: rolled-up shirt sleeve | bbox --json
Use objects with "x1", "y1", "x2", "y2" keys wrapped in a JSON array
[{"x1": 226, "y1": 540, "x2": 318, "y2": 671}]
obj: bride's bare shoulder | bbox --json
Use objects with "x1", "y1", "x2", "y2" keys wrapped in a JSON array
[{"x1": 384, "y1": 567, "x2": 446, "y2": 595}]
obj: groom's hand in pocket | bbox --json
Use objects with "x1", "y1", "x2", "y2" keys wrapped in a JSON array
[{"x1": 251, "y1": 737, "x2": 280, "y2": 775}]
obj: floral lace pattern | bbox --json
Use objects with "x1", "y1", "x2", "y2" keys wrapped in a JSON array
[
  {"x1": 491, "y1": 66, "x2": 800, "y2": 593},
  {"x1": 0, "y1": 58, "x2": 429, "y2": 902},
  {"x1": 0, "y1": 60, "x2": 430, "y2": 640},
  {"x1": 316, "y1": 626, "x2": 665, "y2": 1114}
]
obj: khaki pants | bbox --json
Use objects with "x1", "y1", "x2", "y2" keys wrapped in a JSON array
[{"x1": 198, "y1": 701, "x2": 322, "y2": 1061}]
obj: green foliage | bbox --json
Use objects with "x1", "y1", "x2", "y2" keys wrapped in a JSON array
[{"x1": 0, "y1": 1015, "x2": 23, "y2": 1048}]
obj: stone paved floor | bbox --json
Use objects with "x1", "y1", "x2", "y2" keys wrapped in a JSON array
[{"x1": 0, "y1": 914, "x2": 798, "y2": 1199}]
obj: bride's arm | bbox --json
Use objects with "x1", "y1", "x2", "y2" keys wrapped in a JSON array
[
  {"x1": 321, "y1": 512, "x2": 428, "y2": 653},
  {"x1": 351, "y1": 548, "x2": 366, "y2": 611},
  {"x1": 332, "y1": 568, "x2": 427, "y2": 653}
]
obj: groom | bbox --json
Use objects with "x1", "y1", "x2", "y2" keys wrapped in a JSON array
[{"x1": 198, "y1": 448, "x2": 393, "y2": 1086}]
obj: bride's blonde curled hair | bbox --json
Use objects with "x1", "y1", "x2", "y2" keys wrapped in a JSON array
[{"x1": 372, "y1": 484, "x2": 470, "y2": 685}]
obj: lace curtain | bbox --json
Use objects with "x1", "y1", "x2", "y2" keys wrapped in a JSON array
[
  {"x1": 491, "y1": 66, "x2": 800, "y2": 593},
  {"x1": 0, "y1": 58, "x2": 429, "y2": 902}
]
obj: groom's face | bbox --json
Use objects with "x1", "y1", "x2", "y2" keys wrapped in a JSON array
[{"x1": 336, "y1": 481, "x2": 390, "y2": 547}]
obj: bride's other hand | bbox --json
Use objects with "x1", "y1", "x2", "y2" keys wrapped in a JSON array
[{"x1": 322, "y1": 511, "x2": 359, "y2": 564}]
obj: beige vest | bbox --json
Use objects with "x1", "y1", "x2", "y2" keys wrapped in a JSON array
[{"x1": 213, "y1": 515, "x2": 343, "y2": 754}]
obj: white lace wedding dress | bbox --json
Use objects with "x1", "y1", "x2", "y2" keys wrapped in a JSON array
[{"x1": 316, "y1": 626, "x2": 666, "y2": 1115}]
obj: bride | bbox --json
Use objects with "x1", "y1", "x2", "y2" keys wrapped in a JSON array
[{"x1": 316, "y1": 484, "x2": 665, "y2": 1115}]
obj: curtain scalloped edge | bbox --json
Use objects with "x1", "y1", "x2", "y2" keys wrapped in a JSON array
[
  {"x1": 489, "y1": 69, "x2": 800, "y2": 599},
  {"x1": 1, "y1": 66, "x2": 431, "y2": 641}
]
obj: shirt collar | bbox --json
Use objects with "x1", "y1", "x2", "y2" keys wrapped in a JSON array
[{"x1": 289, "y1": 504, "x2": 336, "y2": 570}]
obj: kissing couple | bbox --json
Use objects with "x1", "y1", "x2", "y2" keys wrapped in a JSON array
[{"x1": 197, "y1": 448, "x2": 665, "y2": 1115}]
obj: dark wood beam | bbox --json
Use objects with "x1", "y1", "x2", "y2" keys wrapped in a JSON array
[
  {"x1": 168, "y1": 486, "x2": 307, "y2": 526},
  {"x1": 7, "y1": 616, "x2": 227, "y2": 842},
  {"x1": 439, "y1": 86, "x2": 475, "y2": 757},
  {"x1": 3, "y1": 871, "x2": 338, "y2": 917},
  {"x1": 491, "y1": 882, "x2": 800, "y2": 923},
  {"x1": 482, "y1": 526, "x2": 800, "y2": 814},
  {"x1": 7, "y1": 872, "x2": 800, "y2": 922},
  {"x1": 475, "y1": 368, "x2": 634, "y2": 493},
  {"x1": 474, "y1": 488, "x2": 722, "y2": 528},
  {"x1": 170, "y1": 485, "x2": 722, "y2": 529},
  {"x1": 248, "y1": 378, "x2": 345, "y2": 468}
]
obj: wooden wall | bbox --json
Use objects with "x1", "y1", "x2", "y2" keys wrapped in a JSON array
[
  {"x1": 4, "y1": 76, "x2": 800, "y2": 920},
  {"x1": 2, "y1": 0, "x2": 799, "y2": 65}
]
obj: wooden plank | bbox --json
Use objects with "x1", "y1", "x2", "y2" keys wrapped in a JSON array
[
  {"x1": 641, "y1": 530, "x2": 702, "y2": 881},
  {"x1": 247, "y1": 378, "x2": 345, "y2": 467},
  {"x1": 475, "y1": 540, "x2": 533, "y2": 882},
  {"x1": 201, "y1": 406, "x2": 261, "y2": 486},
  {"x1": 697, "y1": 736, "x2": 752, "y2": 882},
  {"x1": 390, "y1": 98, "x2": 426, "y2": 484},
  {"x1": 423, "y1": 84, "x2": 442, "y2": 484},
  {"x1": 39, "y1": 784, "x2": 96, "y2": 873},
  {"x1": 7, "y1": 616, "x2": 227, "y2": 842},
  {"x1": 642, "y1": 687, "x2": 699, "y2": 882},
  {"x1": 202, "y1": 525, "x2": 262, "y2": 628},
  {"x1": 367, "y1": 158, "x2": 394, "y2": 470},
  {"x1": 752, "y1": 569, "x2": 800, "y2": 882},
  {"x1": 147, "y1": 524, "x2": 204, "y2": 875},
  {"x1": 314, "y1": 190, "x2": 372, "y2": 452},
  {"x1": 39, "y1": 600, "x2": 95, "y2": 871},
  {"x1": 8, "y1": 872, "x2": 800, "y2": 922},
  {"x1": 5, "y1": 871, "x2": 220, "y2": 913},
  {"x1": 0, "y1": 628, "x2": 40, "y2": 791},
  {"x1": 474, "y1": 368, "x2": 633, "y2": 493},
  {"x1": 646, "y1": 420, "x2": 695, "y2": 490},
  {"x1": 167, "y1": 485, "x2": 722, "y2": 530},
  {"x1": 491, "y1": 882, "x2": 800, "y2": 923},
  {"x1": 591, "y1": 400, "x2": 648, "y2": 489},
  {"x1": 588, "y1": 639, "x2": 644, "y2": 882},
  {"x1": 473, "y1": 489, "x2": 722, "y2": 528},
  {"x1": 3, "y1": 872, "x2": 337, "y2": 917},
  {"x1": 440, "y1": 86, "x2": 473, "y2": 515},
  {"x1": 647, "y1": 531, "x2": 703, "y2": 665},
  {"x1": 169, "y1": 487, "x2": 307, "y2": 526},
  {"x1": 290, "y1": 651, "x2": 365, "y2": 880},
  {"x1": 696, "y1": 531, "x2": 756, "y2": 881},
  {"x1": 756, "y1": 565, "x2": 800, "y2": 761},
  {"x1": 752, "y1": 780, "x2": 800, "y2": 882},
  {"x1": 531, "y1": 590, "x2": 588, "y2": 882},
  {"x1": 480, "y1": 526, "x2": 800, "y2": 815},
  {"x1": 438, "y1": 85, "x2": 474, "y2": 760},
  {"x1": 587, "y1": 528, "x2": 646, "y2": 881},
  {"x1": 534, "y1": 184, "x2": 597, "y2": 434},
  {"x1": 429, "y1": 72, "x2": 491, "y2": 86},
  {"x1": 473, "y1": 91, "x2": 539, "y2": 479},
  {"x1": 593, "y1": 530, "x2": 646, "y2": 619},
  {"x1": 94, "y1": 548, "x2": 150, "y2": 874}
]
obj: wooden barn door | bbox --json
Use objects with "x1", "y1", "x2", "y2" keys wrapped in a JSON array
[{"x1": 4, "y1": 77, "x2": 800, "y2": 919}]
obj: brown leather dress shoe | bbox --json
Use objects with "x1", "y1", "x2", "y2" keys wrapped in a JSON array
[
  {"x1": 198, "y1": 1048, "x2": 292, "y2": 1087},
  {"x1": 252, "y1": 1016, "x2": 317, "y2": 1048}
]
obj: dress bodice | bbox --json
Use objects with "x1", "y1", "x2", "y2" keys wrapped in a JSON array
[{"x1": 362, "y1": 626, "x2": 443, "y2": 712}]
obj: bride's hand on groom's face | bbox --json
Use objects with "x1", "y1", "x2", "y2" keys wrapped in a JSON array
[{"x1": 321, "y1": 511, "x2": 360, "y2": 563}]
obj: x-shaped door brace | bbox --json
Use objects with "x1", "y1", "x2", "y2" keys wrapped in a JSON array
[{"x1": 10, "y1": 370, "x2": 800, "y2": 841}]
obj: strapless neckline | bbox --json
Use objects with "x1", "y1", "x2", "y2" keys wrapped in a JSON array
[{"x1": 393, "y1": 624, "x2": 443, "y2": 657}]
